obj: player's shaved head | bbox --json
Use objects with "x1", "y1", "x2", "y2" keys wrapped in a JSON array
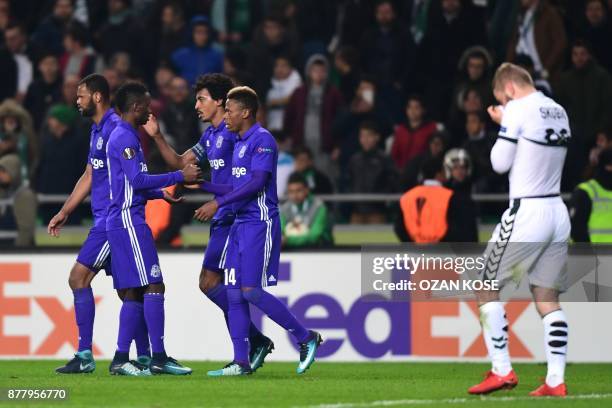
[
  {"x1": 493, "y1": 63, "x2": 534, "y2": 91},
  {"x1": 115, "y1": 82, "x2": 149, "y2": 114},
  {"x1": 226, "y1": 86, "x2": 259, "y2": 117}
]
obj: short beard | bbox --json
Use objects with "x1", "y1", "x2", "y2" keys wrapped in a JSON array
[{"x1": 80, "y1": 104, "x2": 96, "y2": 117}]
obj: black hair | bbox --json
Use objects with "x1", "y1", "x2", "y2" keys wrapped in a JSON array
[
  {"x1": 115, "y1": 82, "x2": 149, "y2": 113},
  {"x1": 194, "y1": 73, "x2": 234, "y2": 105},
  {"x1": 227, "y1": 86, "x2": 259, "y2": 117},
  {"x1": 78, "y1": 73, "x2": 110, "y2": 101},
  {"x1": 336, "y1": 46, "x2": 360, "y2": 68},
  {"x1": 5, "y1": 21, "x2": 27, "y2": 35},
  {"x1": 64, "y1": 21, "x2": 89, "y2": 46},
  {"x1": 359, "y1": 120, "x2": 381, "y2": 135},
  {"x1": 572, "y1": 38, "x2": 593, "y2": 54},
  {"x1": 421, "y1": 157, "x2": 444, "y2": 180},
  {"x1": 406, "y1": 93, "x2": 425, "y2": 109},
  {"x1": 288, "y1": 172, "x2": 308, "y2": 187},
  {"x1": 293, "y1": 145, "x2": 313, "y2": 159}
]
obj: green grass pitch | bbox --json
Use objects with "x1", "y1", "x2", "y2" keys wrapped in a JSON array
[{"x1": 1, "y1": 361, "x2": 612, "y2": 408}]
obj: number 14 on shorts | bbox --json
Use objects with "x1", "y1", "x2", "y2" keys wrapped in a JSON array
[{"x1": 224, "y1": 268, "x2": 236, "y2": 286}]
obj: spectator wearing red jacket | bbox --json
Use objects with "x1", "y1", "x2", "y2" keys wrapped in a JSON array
[{"x1": 391, "y1": 95, "x2": 439, "y2": 169}]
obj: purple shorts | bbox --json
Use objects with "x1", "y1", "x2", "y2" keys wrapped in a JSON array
[
  {"x1": 107, "y1": 224, "x2": 163, "y2": 289},
  {"x1": 223, "y1": 216, "x2": 280, "y2": 288},
  {"x1": 202, "y1": 216, "x2": 234, "y2": 274},
  {"x1": 76, "y1": 227, "x2": 111, "y2": 275}
]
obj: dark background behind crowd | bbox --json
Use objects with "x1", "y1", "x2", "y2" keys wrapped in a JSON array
[{"x1": 1, "y1": 0, "x2": 612, "y2": 246}]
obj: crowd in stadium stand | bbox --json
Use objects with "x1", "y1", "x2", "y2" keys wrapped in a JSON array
[{"x1": 1, "y1": 0, "x2": 612, "y2": 246}]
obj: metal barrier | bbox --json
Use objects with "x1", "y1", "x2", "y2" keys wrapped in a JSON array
[{"x1": 0, "y1": 192, "x2": 572, "y2": 206}]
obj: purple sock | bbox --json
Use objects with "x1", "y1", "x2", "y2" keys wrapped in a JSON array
[
  {"x1": 243, "y1": 288, "x2": 310, "y2": 343},
  {"x1": 73, "y1": 288, "x2": 95, "y2": 352},
  {"x1": 117, "y1": 300, "x2": 141, "y2": 353},
  {"x1": 134, "y1": 303, "x2": 150, "y2": 357},
  {"x1": 206, "y1": 284, "x2": 264, "y2": 340},
  {"x1": 227, "y1": 288, "x2": 250, "y2": 365},
  {"x1": 144, "y1": 293, "x2": 165, "y2": 354}
]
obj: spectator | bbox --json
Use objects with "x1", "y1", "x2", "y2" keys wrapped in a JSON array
[
  {"x1": 0, "y1": 99, "x2": 37, "y2": 184},
  {"x1": 31, "y1": 0, "x2": 74, "y2": 55},
  {"x1": 419, "y1": 0, "x2": 486, "y2": 118},
  {"x1": 36, "y1": 104, "x2": 87, "y2": 224},
  {"x1": 60, "y1": 21, "x2": 98, "y2": 79},
  {"x1": 577, "y1": 0, "x2": 612, "y2": 73},
  {"x1": 292, "y1": 146, "x2": 334, "y2": 194},
  {"x1": 391, "y1": 94, "x2": 439, "y2": 170},
  {"x1": 159, "y1": 76, "x2": 200, "y2": 154},
  {"x1": 404, "y1": 0, "x2": 436, "y2": 45},
  {"x1": 157, "y1": 1, "x2": 189, "y2": 64},
  {"x1": 275, "y1": 131, "x2": 294, "y2": 199},
  {"x1": 0, "y1": 47, "x2": 17, "y2": 102},
  {"x1": 507, "y1": 0, "x2": 567, "y2": 80},
  {"x1": 153, "y1": 65, "x2": 176, "y2": 109},
  {"x1": 462, "y1": 112, "x2": 501, "y2": 193},
  {"x1": 447, "y1": 86, "x2": 486, "y2": 146},
  {"x1": 171, "y1": 15, "x2": 223, "y2": 85},
  {"x1": 360, "y1": 0, "x2": 416, "y2": 90},
  {"x1": 247, "y1": 14, "x2": 299, "y2": 97},
  {"x1": 284, "y1": 54, "x2": 343, "y2": 175},
  {"x1": 347, "y1": 121, "x2": 395, "y2": 224},
  {"x1": 0, "y1": 154, "x2": 37, "y2": 246},
  {"x1": 94, "y1": 0, "x2": 148, "y2": 73},
  {"x1": 570, "y1": 147, "x2": 612, "y2": 242},
  {"x1": 4, "y1": 22, "x2": 35, "y2": 102},
  {"x1": 335, "y1": 77, "x2": 396, "y2": 173},
  {"x1": 584, "y1": 131, "x2": 612, "y2": 180},
  {"x1": 210, "y1": 0, "x2": 264, "y2": 46},
  {"x1": 400, "y1": 130, "x2": 447, "y2": 190},
  {"x1": 514, "y1": 53, "x2": 553, "y2": 96},
  {"x1": 295, "y1": 0, "x2": 336, "y2": 59},
  {"x1": 555, "y1": 40, "x2": 612, "y2": 190},
  {"x1": 449, "y1": 46, "x2": 493, "y2": 127},
  {"x1": 333, "y1": 45, "x2": 361, "y2": 103},
  {"x1": 266, "y1": 55, "x2": 301, "y2": 132},
  {"x1": 23, "y1": 53, "x2": 62, "y2": 131},
  {"x1": 443, "y1": 148, "x2": 478, "y2": 241},
  {"x1": 395, "y1": 156, "x2": 477, "y2": 242},
  {"x1": 102, "y1": 67, "x2": 121, "y2": 102},
  {"x1": 281, "y1": 172, "x2": 333, "y2": 248},
  {"x1": 223, "y1": 46, "x2": 252, "y2": 86}
]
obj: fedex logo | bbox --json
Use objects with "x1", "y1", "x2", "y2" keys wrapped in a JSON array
[
  {"x1": 209, "y1": 159, "x2": 225, "y2": 170},
  {"x1": 232, "y1": 167, "x2": 247, "y2": 178},
  {"x1": 90, "y1": 158, "x2": 104, "y2": 170},
  {"x1": 0, "y1": 263, "x2": 103, "y2": 356}
]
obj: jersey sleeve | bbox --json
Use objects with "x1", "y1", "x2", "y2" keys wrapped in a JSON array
[
  {"x1": 190, "y1": 134, "x2": 208, "y2": 162},
  {"x1": 251, "y1": 135, "x2": 277, "y2": 173},
  {"x1": 497, "y1": 103, "x2": 520, "y2": 143},
  {"x1": 114, "y1": 133, "x2": 184, "y2": 190}
]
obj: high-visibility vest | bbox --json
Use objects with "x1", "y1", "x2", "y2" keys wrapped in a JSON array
[
  {"x1": 577, "y1": 179, "x2": 612, "y2": 243},
  {"x1": 399, "y1": 185, "x2": 453, "y2": 243}
]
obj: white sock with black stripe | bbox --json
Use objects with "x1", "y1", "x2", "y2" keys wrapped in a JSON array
[
  {"x1": 480, "y1": 302, "x2": 512, "y2": 376},
  {"x1": 543, "y1": 309, "x2": 568, "y2": 387}
]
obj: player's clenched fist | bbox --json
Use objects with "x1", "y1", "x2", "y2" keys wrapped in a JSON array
[
  {"x1": 194, "y1": 200, "x2": 219, "y2": 222},
  {"x1": 181, "y1": 163, "x2": 202, "y2": 184},
  {"x1": 487, "y1": 105, "x2": 504, "y2": 125}
]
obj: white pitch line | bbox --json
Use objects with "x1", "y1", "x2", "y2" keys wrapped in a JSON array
[{"x1": 296, "y1": 393, "x2": 612, "y2": 408}]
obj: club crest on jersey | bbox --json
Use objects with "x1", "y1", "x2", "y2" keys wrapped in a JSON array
[
  {"x1": 123, "y1": 147, "x2": 136, "y2": 160},
  {"x1": 151, "y1": 264, "x2": 161, "y2": 278},
  {"x1": 96, "y1": 136, "x2": 104, "y2": 150},
  {"x1": 238, "y1": 145, "x2": 247, "y2": 158},
  {"x1": 216, "y1": 135, "x2": 223, "y2": 148}
]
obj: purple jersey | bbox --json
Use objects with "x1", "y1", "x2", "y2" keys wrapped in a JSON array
[
  {"x1": 191, "y1": 120, "x2": 236, "y2": 220},
  {"x1": 87, "y1": 108, "x2": 121, "y2": 229},
  {"x1": 106, "y1": 121, "x2": 183, "y2": 231},
  {"x1": 231, "y1": 123, "x2": 279, "y2": 222}
]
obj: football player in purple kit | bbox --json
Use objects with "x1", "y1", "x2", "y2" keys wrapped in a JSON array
[
  {"x1": 194, "y1": 86, "x2": 323, "y2": 376},
  {"x1": 142, "y1": 73, "x2": 274, "y2": 371},
  {"x1": 49, "y1": 74, "x2": 182, "y2": 374},
  {"x1": 106, "y1": 82, "x2": 201, "y2": 376}
]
